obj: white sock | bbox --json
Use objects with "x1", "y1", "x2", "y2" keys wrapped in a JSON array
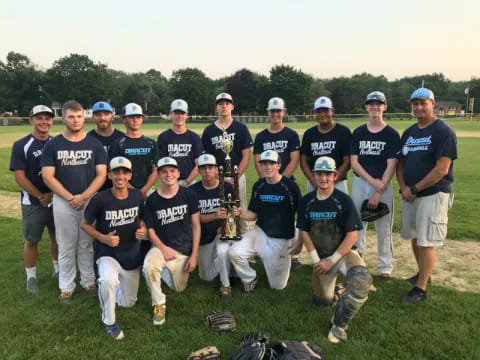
[
  {"x1": 53, "y1": 260, "x2": 59, "y2": 272},
  {"x1": 26, "y1": 266, "x2": 37, "y2": 279}
]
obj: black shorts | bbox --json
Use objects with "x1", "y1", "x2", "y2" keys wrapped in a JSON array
[{"x1": 21, "y1": 204, "x2": 55, "y2": 243}]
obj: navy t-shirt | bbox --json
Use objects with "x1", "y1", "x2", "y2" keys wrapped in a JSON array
[
  {"x1": 145, "y1": 187, "x2": 199, "y2": 256},
  {"x1": 87, "y1": 128, "x2": 125, "y2": 191},
  {"x1": 10, "y1": 134, "x2": 52, "y2": 206},
  {"x1": 248, "y1": 177, "x2": 301, "y2": 239},
  {"x1": 297, "y1": 189, "x2": 362, "y2": 258},
  {"x1": 84, "y1": 189, "x2": 145, "y2": 270},
  {"x1": 201, "y1": 120, "x2": 253, "y2": 168},
  {"x1": 301, "y1": 123, "x2": 351, "y2": 180},
  {"x1": 40, "y1": 134, "x2": 107, "y2": 195},
  {"x1": 399, "y1": 119, "x2": 457, "y2": 197},
  {"x1": 108, "y1": 135, "x2": 159, "y2": 189},
  {"x1": 351, "y1": 124, "x2": 401, "y2": 179},
  {"x1": 254, "y1": 127, "x2": 300, "y2": 174},
  {"x1": 157, "y1": 129, "x2": 204, "y2": 180},
  {"x1": 190, "y1": 181, "x2": 234, "y2": 245}
]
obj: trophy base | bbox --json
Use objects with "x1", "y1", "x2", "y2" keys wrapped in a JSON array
[{"x1": 220, "y1": 235, "x2": 242, "y2": 241}]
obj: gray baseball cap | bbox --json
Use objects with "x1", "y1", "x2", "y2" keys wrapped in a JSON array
[
  {"x1": 109, "y1": 156, "x2": 132, "y2": 171},
  {"x1": 30, "y1": 105, "x2": 54, "y2": 118},
  {"x1": 157, "y1": 157, "x2": 179, "y2": 169}
]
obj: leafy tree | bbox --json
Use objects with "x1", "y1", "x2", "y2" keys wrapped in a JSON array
[
  {"x1": 169, "y1": 68, "x2": 213, "y2": 115},
  {"x1": 225, "y1": 69, "x2": 259, "y2": 114}
]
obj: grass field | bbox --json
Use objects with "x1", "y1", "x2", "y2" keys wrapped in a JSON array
[{"x1": 1, "y1": 120, "x2": 479, "y2": 359}]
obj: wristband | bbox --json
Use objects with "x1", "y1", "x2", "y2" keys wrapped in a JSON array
[
  {"x1": 327, "y1": 251, "x2": 342, "y2": 264},
  {"x1": 309, "y1": 250, "x2": 321, "y2": 264}
]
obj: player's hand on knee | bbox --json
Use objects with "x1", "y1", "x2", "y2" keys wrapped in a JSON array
[
  {"x1": 104, "y1": 231, "x2": 120, "y2": 247},
  {"x1": 162, "y1": 246, "x2": 177, "y2": 261},
  {"x1": 314, "y1": 259, "x2": 334, "y2": 274},
  {"x1": 184, "y1": 256, "x2": 197, "y2": 273}
]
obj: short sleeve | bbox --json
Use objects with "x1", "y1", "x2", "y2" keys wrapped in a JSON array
[
  {"x1": 40, "y1": 140, "x2": 55, "y2": 167},
  {"x1": 296, "y1": 197, "x2": 310, "y2": 231},
  {"x1": 84, "y1": 193, "x2": 99, "y2": 225},
  {"x1": 145, "y1": 196, "x2": 156, "y2": 229},
  {"x1": 289, "y1": 130, "x2": 300, "y2": 152},
  {"x1": 9, "y1": 141, "x2": 25, "y2": 171},
  {"x1": 192, "y1": 133, "x2": 205, "y2": 158},
  {"x1": 437, "y1": 126, "x2": 457, "y2": 160}
]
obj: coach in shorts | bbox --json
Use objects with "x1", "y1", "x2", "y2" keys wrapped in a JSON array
[{"x1": 397, "y1": 88, "x2": 457, "y2": 304}]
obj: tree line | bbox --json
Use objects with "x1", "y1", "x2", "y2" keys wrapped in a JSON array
[{"x1": 1, "y1": 51, "x2": 478, "y2": 116}]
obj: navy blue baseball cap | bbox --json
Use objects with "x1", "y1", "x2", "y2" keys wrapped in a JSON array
[{"x1": 92, "y1": 101, "x2": 113, "y2": 113}]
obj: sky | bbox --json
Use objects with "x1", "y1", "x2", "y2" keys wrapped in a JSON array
[{"x1": 1, "y1": 0, "x2": 479, "y2": 81}]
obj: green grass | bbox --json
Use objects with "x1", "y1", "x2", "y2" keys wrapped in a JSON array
[{"x1": 0, "y1": 217, "x2": 479, "y2": 360}]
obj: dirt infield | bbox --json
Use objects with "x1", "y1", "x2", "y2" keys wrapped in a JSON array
[{"x1": 1, "y1": 190, "x2": 478, "y2": 293}]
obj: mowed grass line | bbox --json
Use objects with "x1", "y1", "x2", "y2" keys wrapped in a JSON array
[{"x1": 0, "y1": 216, "x2": 479, "y2": 360}]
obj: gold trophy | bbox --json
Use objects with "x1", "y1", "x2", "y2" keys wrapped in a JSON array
[{"x1": 219, "y1": 128, "x2": 241, "y2": 240}]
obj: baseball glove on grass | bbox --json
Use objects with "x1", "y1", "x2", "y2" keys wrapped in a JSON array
[
  {"x1": 360, "y1": 200, "x2": 390, "y2": 222},
  {"x1": 204, "y1": 311, "x2": 236, "y2": 332},
  {"x1": 187, "y1": 346, "x2": 221, "y2": 360}
]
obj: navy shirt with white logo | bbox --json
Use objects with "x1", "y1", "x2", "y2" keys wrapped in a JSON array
[
  {"x1": 254, "y1": 127, "x2": 300, "y2": 174},
  {"x1": 297, "y1": 189, "x2": 362, "y2": 258},
  {"x1": 40, "y1": 135, "x2": 107, "y2": 195},
  {"x1": 109, "y1": 135, "x2": 159, "y2": 189},
  {"x1": 157, "y1": 129, "x2": 204, "y2": 180},
  {"x1": 399, "y1": 119, "x2": 457, "y2": 196},
  {"x1": 202, "y1": 121, "x2": 253, "y2": 168},
  {"x1": 87, "y1": 128, "x2": 125, "y2": 191},
  {"x1": 84, "y1": 189, "x2": 145, "y2": 270},
  {"x1": 248, "y1": 177, "x2": 301, "y2": 239},
  {"x1": 301, "y1": 123, "x2": 351, "y2": 180},
  {"x1": 10, "y1": 134, "x2": 52, "y2": 205},
  {"x1": 190, "y1": 181, "x2": 234, "y2": 245},
  {"x1": 351, "y1": 124, "x2": 400, "y2": 179},
  {"x1": 145, "y1": 187, "x2": 199, "y2": 256}
]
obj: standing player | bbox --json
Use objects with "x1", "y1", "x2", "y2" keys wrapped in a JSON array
[
  {"x1": 253, "y1": 97, "x2": 300, "y2": 179},
  {"x1": 109, "y1": 103, "x2": 159, "y2": 259},
  {"x1": 143, "y1": 157, "x2": 200, "y2": 325},
  {"x1": 350, "y1": 91, "x2": 400, "y2": 278},
  {"x1": 397, "y1": 88, "x2": 457, "y2": 304},
  {"x1": 41, "y1": 100, "x2": 107, "y2": 303},
  {"x1": 10, "y1": 105, "x2": 58, "y2": 293},
  {"x1": 229, "y1": 150, "x2": 301, "y2": 292},
  {"x1": 201, "y1": 93, "x2": 253, "y2": 212},
  {"x1": 157, "y1": 99, "x2": 204, "y2": 186},
  {"x1": 295, "y1": 156, "x2": 372, "y2": 343},
  {"x1": 81, "y1": 156, "x2": 145, "y2": 340},
  {"x1": 300, "y1": 97, "x2": 351, "y2": 194},
  {"x1": 87, "y1": 101, "x2": 124, "y2": 191},
  {"x1": 189, "y1": 154, "x2": 234, "y2": 298}
]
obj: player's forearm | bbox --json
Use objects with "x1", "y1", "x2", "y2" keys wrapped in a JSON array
[
  {"x1": 185, "y1": 166, "x2": 199, "y2": 185},
  {"x1": 142, "y1": 168, "x2": 158, "y2": 193},
  {"x1": 190, "y1": 218, "x2": 201, "y2": 258},
  {"x1": 282, "y1": 151, "x2": 300, "y2": 178},
  {"x1": 200, "y1": 213, "x2": 218, "y2": 224},
  {"x1": 396, "y1": 159, "x2": 407, "y2": 189},
  {"x1": 42, "y1": 173, "x2": 74, "y2": 200},
  {"x1": 300, "y1": 156, "x2": 316, "y2": 186},
  {"x1": 300, "y1": 230, "x2": 316, "y2": 252},
  {"x1": 414, "y1": 158, "x2": 452, "y2": 192},
  {"x1": 13, "y1": 171, "x2": 44, "y2": 199},
  {"x1": 350, "y1": 156, "x2": 376, "y2": 186},
  {"x1": 81, "y1": 170, "x2": 107, "y2": 201},
  {"x1": 147, "y1": 228, "x2": 166, "y2": 250},
  {"x1": 239, "y1": 209, "x2": 257, "y2": 221},
  {"x1": 80, "y1": 221, "x2": 107, "y2": 243},
  {"x1": 237, "y1": 148, "x2": 252, "y2": 177},
  {"x1": 381, "y1": 159, "x2": 398, "y2": 185},
  {"x1": 336, "y1": 231, "x2": 358, "y2": 256},
  {"x1": 253, "y1": 154, "x2": 263, "y2": 178},
  {"x1": 335, "y1": 156, "x2": 350, "y2": 181}
]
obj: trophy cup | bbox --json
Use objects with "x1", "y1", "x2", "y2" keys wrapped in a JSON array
[{"x1": 218, "y1": 128, "x2": 241, "y2": 240}]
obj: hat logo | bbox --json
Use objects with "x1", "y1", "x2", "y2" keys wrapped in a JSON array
[
  {"x1": 273, "y1": 100, "x2": 278, "y2": 105},
  {"x1": 203, "y1": 155, "x2": 208, "y2": 161},
  {"x1": 177, "y1": 101, "x2": 182, "y2": 106},
  {"x1": 320, "y1": 99, "x2": 325, "y2": 103},
  {"x1": 99, "y1": 103, "x2": 104, "y2": 108},
  {"x1": 265, "y1": 151, "x2": 271, "y2": 157}
]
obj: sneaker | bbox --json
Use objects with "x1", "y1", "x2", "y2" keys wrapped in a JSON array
[
  {"x1": 401, "y1": 287, "x2": 427, "y2": 304},
  {"x1": 243, "y1": 278, "x2": 258, "y2": 293},
  {"x1": 328, "y1": 325, "x2": 348, "y2": 343},
  {"x1": 26, "y1": 277, "x2": 39, "y2": 294},
  {"x1": 84, "y1": 283, "x2": 97, "y2": 296},
  {"x1": 219, "y1": 286, "x2": 232, "y2": 299},
  {"x1": 105, "y1": 323, "x2": 125, "y2": 340},
  {"x1": 406, "y1": 273, "x2": 431, "y2": 286},
  {"x1": 291, "y1": 258, "x2": 302, "y2": 270},
  {"x1": 59, "y1": 291, "x2": 73, "y2": 303},
  {"x1": 51, "y1": 271, "x2": 59, "y2": 281},
  {"x1": 153, "y1": 304, "x2": 166, "y2": 325}
]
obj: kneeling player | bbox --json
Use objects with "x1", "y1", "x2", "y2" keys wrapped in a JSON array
[
  {"x1": 295, "y1": 156, "x2": 372, "y2": 343},
  {"x1": 81, "y1": 157, "x2": 145, "y2": 340},
  {"x1": 189, "y1": 154, "x2": 234, "y2": 298},
  {"x1": 229, "y1": 150, "x2": 301, "y2": 292},
  {"x1": 143, "y1": 157, "x2": 200, "y2": 325}
]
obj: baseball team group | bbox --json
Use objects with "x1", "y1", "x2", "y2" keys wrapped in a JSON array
[{"x1": 9, "y1": 87, "x2": 457, "y2": 343}]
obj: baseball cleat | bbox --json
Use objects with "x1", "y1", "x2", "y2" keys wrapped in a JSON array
[
  {"x1": 401, "y1": 287, "x2": 427, "y2": 304},
  {"x1": 328, "y1": 325, "x2": 347, "y2": 343},
  {"x1": 84, "y1": 283, "x2": 98, "y2": 297},
  {"x1": 105, "y1": 323, "x2": 125, "y2": 340},
  {"x1": 26, "y1": 277, "x2": 39, "y2": 294},
  {"x1": 406, "y1": 272, "x2": 431, "y2": 286},
  {"x1": 219, "y1": 286, "x2": 232, "y2": 299},
  {"x1": 58, "y1": 291, "x2": 73, "y2": 303},
  {"x1": 243, "y1": 278, "x2": 258, "y2": 293},
  {"x1": 153, "y1": 304, "x2": 166, "y2": 325}
]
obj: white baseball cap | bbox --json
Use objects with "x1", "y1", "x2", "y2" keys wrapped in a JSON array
[
  {"x1": 259, "y1": 150, "x2": 281, "y2": 163},
  {"x1": 109, "y1": 156, "x2": 132, "y2": 171},
  {"x1": 410, "y1": 88, "x2": 435, "y2": 102},
  {"x1": 170, "y1": 99, "x2": 188, "y2": 114},
  {"x1": 198, "y1": 154, "x2": 217, "y2": 167},
  {"x1": 267, "y1": 97, "x2": 286, "y2": 111},
  {"x1": 30, "y1": 105, "x2": 54, "y2": 118},
  {"x1": 157, "y1": 157, "x2": 179, "y2": 169},
  {"x1": 313, "y1": 97, "x2": 333, "y2": 110},
  {"x1": 215, "y1": 92, "x2": 234, "y2": 104},
  {"x1": 313, "y1": 156, "x2": 336, "y2": 172},
  {"x1": 122, "y1": 103, "x2": 144, "y2": 117}
]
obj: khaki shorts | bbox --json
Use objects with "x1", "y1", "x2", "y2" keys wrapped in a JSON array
[{"x1": 401, "y1": 192, "x2": 453, "y2": 247}]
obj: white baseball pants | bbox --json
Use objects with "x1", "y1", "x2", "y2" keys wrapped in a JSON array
[{"x1": 198, "y1": 235, "x2": 233, "y2": 287}]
